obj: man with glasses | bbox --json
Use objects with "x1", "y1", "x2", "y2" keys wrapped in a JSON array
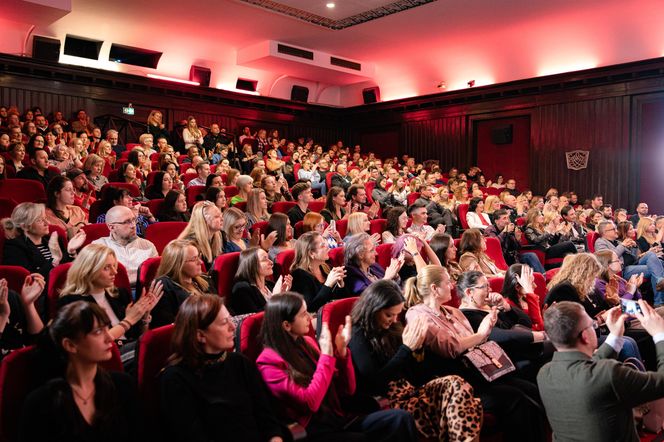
[
  {"x1": 538, "y1": 300, "x2": 664, "y2": 442},
  {"x1": 595, "y1": 220, "x2": 664, "y2": 306},
  {"x1": 93, "y1": 206, "x2": 158, "y2": 289}
]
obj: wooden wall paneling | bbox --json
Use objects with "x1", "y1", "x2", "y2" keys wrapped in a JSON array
[{"x1": 401, "y1": 116, "x2": 468, "y2": 172}]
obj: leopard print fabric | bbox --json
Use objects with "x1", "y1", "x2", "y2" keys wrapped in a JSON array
[{"x1": 387, "y1": 375, "x2": 482, "y2": 441}]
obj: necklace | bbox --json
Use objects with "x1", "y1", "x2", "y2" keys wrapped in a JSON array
[{"x1": 71, "y1": 384, "x2": 95, "y2": 406}]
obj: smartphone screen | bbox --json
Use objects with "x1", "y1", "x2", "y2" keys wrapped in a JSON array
[
  {"x1": 330, "y1": 220, "x2": 336, "y2": 231},
  {"x1": 620, "y1": 299, "x2": 642, "y2": 316}
]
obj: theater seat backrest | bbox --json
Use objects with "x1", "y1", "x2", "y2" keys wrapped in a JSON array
[
  {"x1": 137, "y1": 324, "x2": 174, "y2": 422},
  {"x1": 485, "y1": 237, "x2": 508, "y2": 271},
  {"x1": 316, "y1": 297, "x2": 358, "y2": 338},
  {"x1": 235, "y1": 312, "x2": 265, "y2": 362},
  {"x1": 0, "y1": 265, "x2": 29, "y2": 294},
  {"x1": 309, "y1": 200, "x2": 325, "y2": 213},
  {"x1": 271, "y1": 201, "x2": 296, "y2": 214},
  {"x1": 457, "y1": 204, "x2": 470, "y2": 230},
  {"x1": 144, "y1": 222, "x2": 188, "y2": 254},
  {"x1": 375, "y1": 243, "x2": 393, "y2": 269},
  {"x1": 328, "y1": 247, "x2": 345, "y2": 267},
  {"x1": 274, "y1": 249, "x2": 295, "y2": 278},
  {"x1": 212, "y1": 252, "x2": 241, "y2": 298},
  {"x1": 80, "y1": 223, "x2": 111, "y2": 248}
]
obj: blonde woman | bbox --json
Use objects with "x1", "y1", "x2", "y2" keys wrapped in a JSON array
[
  {"x1": 636, "y1": 217, "x2": 664, "y2": 255},
  {"x1": 524, "y1": 208, "x2": 577, "y2": 263},
  {"x1": 83, "y1": 154, "x2": 108, "y2": 192},
  {"x1": 453, "y1": 186, "x2": 470, "y2": 206},
  {"x1": 484, "y1": 195, "x2": 502, "y2": 220},
  {"x1": 151, "y1": 239, "x2": 212, "y2": 328},
  {"x1": 178, "y1": 201, "x2": 223, "y2": 270},
  {"x1": 95, "y1": 139, "x2": 115, "y2": 168},
  {"x1": 404, "y1": 265, "x2": 546, "y2": 441},
  {"x1": 182, "y1": 115, "x2": 204, "y2": 151},
  {"x1": 344, "y1": 212, "x2": 380, "y2": 245},
  {"x1": 58, "y1": 244, "x2": 163, "y2": 342},
  {"x1": 146, "y1": 110, "x2": 169, "y2": 143},
  {"x1": 67, "y1": 137, "x2": 85, "y2": 169},
  {"x1": 244, "y1": 188, "x2": 270, "y2": 229},
  {"x1": 290, "y1": 231, "x2": 346, "y2": 312},
  {"x1": 544, "y1": 253, "x2": 642, "y2": 361}
]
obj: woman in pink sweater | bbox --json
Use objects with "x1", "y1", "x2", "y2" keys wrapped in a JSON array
[{"x1": 256, "y1": 293, "x2": 417, "y2": 442}]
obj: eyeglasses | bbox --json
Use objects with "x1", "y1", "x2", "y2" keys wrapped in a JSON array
[
  {"x1": 578, "y1": 320, "x2": 600, "y2": 338},
  {"x1": 233, "y1": 223, "x2": 247, "y2": 231},
  {"x1": 185, "y1": 254, "x2": 202, "y2": 263},
  {"x1": 471, "y1": 284, "x2": 489, "y2": 291},
  {"x1": 111, "y1": 218, "x2": 137, "y2": 226}
]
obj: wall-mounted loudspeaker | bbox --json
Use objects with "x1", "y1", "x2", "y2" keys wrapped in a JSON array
[
  {"x1": 491, "y1": 124, "x2": 513, "y2": 144},
  {"x1": 32, "y1": 36, "x2": 61, "y2": 62},
  {"x1": 362, "y1": 87, "x2": 380, "y2": 104},
  {"x1": 189, "y1": 65, "x2": 211, "y2": 87},
  {"x1": 291, "y1": 85, "x2": 309, "y2": 103},
  {"x1": 64, "y1": 35, "x2": 103, "y2": 60}
]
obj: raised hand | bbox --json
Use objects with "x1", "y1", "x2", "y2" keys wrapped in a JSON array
[
  {"x1": 516, "y1": 265, "x2": 535, "y2": 294},
  {"x1": 48, "y1": 231, "x2": 63, "y2": 266},
  {"x1": 370, "y1": 233, "x2": 381, "y2": 245},
  {"x1": 477, "y1": 307, "x2": 498, "y2": 339},
  {"x1": 605, "y1": 276, "x2": 620, "y2": 305},
  {"x1": 634, "y1": 300, "x2": 664, "y2": 336},
  {"x1": 384, "y1": 256, "x2": 405, "y2": 280},
  {"x1": 324, "y1": 266, "x2": 346, "y2": 288},
  {"x1": 0, "y1": 279, "x2": 10, "y2": 324},
  {"x1": 604, "y1": 306, "x2": 627, "y2": 337},
  {"x1": 20, "y1": 274, "x2": 45, "y2": 306},
  {"x1": 334, "y1": 315, "x2": 352, "y2": 358},
  {"x1": 318, "y1": 322, "x2": 334, "y2": 356},
  {"x1": 67, "y1": 230, "x2": 87, "y2": 254},
  {"x1": 404, "y1": 236, "x2": 419, "y2": 256},
  {"x1": 281, "y1": 274, "x2": 293, "y2": 293},
  {"x1": 435, "y1": 224, "x2": 446, "y2": 234}
]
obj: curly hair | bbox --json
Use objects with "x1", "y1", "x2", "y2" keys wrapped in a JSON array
[{"x1": 547, "y1": 253, "x2": 602, "y2": 300}]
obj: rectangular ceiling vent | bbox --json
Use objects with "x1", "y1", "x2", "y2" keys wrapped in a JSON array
[
  {"x1": 330, "y1": 57, "x2": 361, "y2": 71},
  {"x1": 277, "y1": 44, "x2": 313, "y2": 60}
]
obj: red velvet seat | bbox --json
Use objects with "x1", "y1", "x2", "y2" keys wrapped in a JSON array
[
  {"x1": 293, "y1": 221, "x2": 304, "y2": 239},
  {"x1": 0, "y1": 265, "x2": 29, "y2": 294},
  {"x1": 144, "y1": 222, "x2": 188, "y2": 254},
  {"x1": 224, "y1": 185, "x2": 239, "y2": 198},
  {"x1": 545, "y1": 267, "x2": 560, "y2": 282},
  {"x1": 369, "y1": 218, "x2": 386, "y2": 235},
  {"x1": 488, "y1": 276, "x2": 504, "y2": 293},
  {"x1": 233, "y1": 201, "x2": 247, "y2": 212},
  {"x1": 146, "y1": 171, "x2": 160, "y2": 186},
  {"x1": 102, "y1": 182, "x2": 141, "y2": 198},
  {"x1": 457, "y1": 204, "x2": 470, "y2": 230},
  {"x1": 88, "y1": 200, "x2": 105, "y2": 223},
  {"x1": 48, "y1": 224, "x2": 68, "y2": 249},
  {"x1": 0, "y1": 344, "x2": 122, "y2": 442},
  {"x1": 250, "y1": 221, "x2": 269, "y2": 235},
  {"x1": 364, "y1": 181, "x2": 376, "y2": 205},
  {"x1": 485, "y1": 237, "x2": 508, "y2": 271},
  {"x1": 136, "y1": 256, "x2": 161, "y2": 296},
  {"x1": 335, "y1": 219, "x2": 348, "y2": 238},
  {"x1": 0, "y1": 198, "x2": 17, "y2": 219},
  {"x1": 181, "y1": 173, "x2": 198, "y2": 187},
  {"x1": 325, "y1": 172, "x2": 334, "y2": 191},
  {"x1": 309, "y1": 200, "x2": 325, "y2": 213},
  {"x1": 375, "y1": 243, "x2": 393, "y2": 270},
  {"x1": 136, "y1": 324, "x2": 174, "y2": 424},
  {"x1": 271, "y1": 201, "x2": 296, "y2": 214},
  {"x1": 274, "y1": 249, "x2": 295, "y2": 278},
  {"x1": 80, "y1": 223, "x2": 110, "y2": 247},
  {"x1": 315, "y1": 297, "x2": 358, "y2": 338},
  {"x1": 586, "y1": 231, "x2": 599, "y2": 253},
  {"x1": 126, "y1": 143, "x2": 141, "y2": 151},
  {"x1": 0, "y1": 179, "x2": 45, "y2": 204},
  {"x1": 185, "y1": 185, "x2": 205, "y2": 208},
  {"x1": 47, "y1": 261, "x2": 131, "y2": 319},
  {"x1": 406, "y1": 192, "x2": 420, "y2": 206},
  {"x1": 212, "y1": 252, "x2": 241, "y2": 298},
  {"x1": 146, "y1": 198, "x2": 164, "y2": 217},
  {"x1": 328, "y1": 247, "x2": 345, "y2": 267}
]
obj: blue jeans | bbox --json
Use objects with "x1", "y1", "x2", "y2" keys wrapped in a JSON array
[
  {"x1": 623, "y1": 251, "x2": 664, "y2": 305},
  {"x1": 520, "y1": 252, "x2": 546, "y2": 274},
  {"x1": 310, "y1": 180, "x2": 327, "y2": 196},
  {"x1": 598, "y1": 334, "x2": 641, "y2": 361}
]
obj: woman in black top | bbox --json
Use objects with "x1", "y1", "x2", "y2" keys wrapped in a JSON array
[
  {"x1": 155, "y1": 190, "x2": 190, "y2": 222},
  {"x1": 0, "y1": 274, "x2": 45, "y2": 360},
  {"x1": 152, "y1": 239, "x2": 214, "y2": 329},
  {"x1": 349, "y1": 279, "x2": 482, "y2": 441},
  {"x1": 20, "y1": 301, "x2": 142, "y2": 442},
  {"x1": 160, "y1": 295, "x2": 285, "y2": 442},
  {"x1": 228, "y1": 247, "x2": 291, "y2": 315},
  {"x1": 289, "y1": 232, "x2": 346, "y2": 312},
  {"x1": 145, "y1": 171, "x2": 172, "y2": 200}
]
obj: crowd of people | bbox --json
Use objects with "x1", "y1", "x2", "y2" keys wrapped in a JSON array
[{"x1": 2, "y1": 105, "x2": 664, "y2": 441}]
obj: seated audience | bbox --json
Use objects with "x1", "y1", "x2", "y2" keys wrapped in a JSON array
[
  {"x1": 458, "y1": 228, "x2": 505, "y2": 276},
  {"x1": 348, "y1": 279, "x2": 482, "y2": 440},
  {"x1": 58, "y1": 244, "x2": 162, "y2": 346},
  {"x1": 302, "y1": 212, "x2": 342, "y2": 248},
  {"x1": 330, "y1": 162, "x2": 352, "y2": 192},
  {"x1": 466, "y1": 197, "x2": 492, "y2": 229},
  {"x1": 93, "y1": 205, "x2": 158, "y2": 287},
  {"x1": 152, "y1": 239, "x2": 213, "y2": 328},
  {"x1": 287, "y1": 182, "x2": 312, "y2": 226},
  {"x1": 244, "y1": 188, "x2": 270, "y2": 229},
  {"x1": 145, "y1": 171, "x2": 173, "y2": 200},
  {"x1": 382, "y1": 206, "x2": 407, "y2": 244},
  {"x1": 44, "y1": 176, "x2": 89, "y2": 238},
  {"x1": 204, "y1": 186, "x2": 227, "y2": 212},
  {"x1": 404, "y1": 265, "x2": 546, "y2": 441},
  {"x1": 186, "y1": 160, "x2": 211, "y2": 188},
  {"x1": 16, "y1": 148, "x2": 59, "y2": 189},
  {"x1": 261, "y1": 175, "x2": 292, "y2": 204},
  {"x1": 160, "y1": 294, "x2": 286, "y2": 442},
  {"x1": 635, "y1": 217, "x2": 664, "y2": 256},
  {"x1": 0, "y1": 274, "x2": 45, "y2": 359},
  {"x1": 320, "y1": 186, "x2": 348, "y2": 222},
  {"x1": 230, "y1": 175, "x2": 253, "y2": 206},
  {"x1": 484, "y1": 209, "x2": 545, "y2": 273},
  {"x1": 156, "y1": 190, "x2": 190, "y2": 222},
  {"x1": 344, "y1": 212, "x2": 376, "y2": 242},
  {"x1": 178, "y1": 201, "x2": 223, "y2": 269},
  {"x1": 228, "y1": 247, "x2": 291, "y2": 315},
  {"x1": 595, "y1": 220, "x2": 664, "y2": 306},
  {"x1": 538, "y1": 300, "x2": 664, "y2": 442},
  {"x1": 347, "y1": 184, "x2": 380, "y2": 219},
  {"x1": 257, "y1": 293, "x2": 418, "y2": 442},
  {"x1": 429, "y1": 233, "x2": 464, "y2": 281},
  {"x1": 344, "y1": 233, "x2": 403, "y2": 294},
  {"x1": 290, "y1": 232, "x2": 346, "y2": 312},
  {"x1": 83, "y1": 154, "x2": 108, "y2": 192},
  {"x1": 594, "y1": 249, "x2": 642, "y2": 301},
  {"x1": 501, "y1": 264, "x2": 545, "y2": 330},
  {"x1": 298, "y1": 158, "x2": 326, "y2": 195},
  {"x1": 524, "y1": 208, "x2": 577, "y2": 263},
  {"x1": 96, "y1": 187, "x2": 155, "y2": 237},
  {"x1": 265, "y1": 213, "x2": 295, "y2": 261},
  {"x1": 19, "y1": 301, "x2": 141, "y2": 442}
]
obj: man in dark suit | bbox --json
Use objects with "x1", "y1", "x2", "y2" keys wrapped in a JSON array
[
  {"x1": 538, "y1": 301, "x2": 664, "y2": 442},
  {"x1": 330, "y1": 162, "x2": 351, "y2": 192}
]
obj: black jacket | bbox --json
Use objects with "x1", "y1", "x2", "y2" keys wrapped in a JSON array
[{"x1": 228, "y1": 280, "x2": 275, "y2": 315}]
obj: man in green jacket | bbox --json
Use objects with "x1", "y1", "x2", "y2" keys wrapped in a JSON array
[{"x1": 538, "y1": 300, "x2": 664, "y2": 442}]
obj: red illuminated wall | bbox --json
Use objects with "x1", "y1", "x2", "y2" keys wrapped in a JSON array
[{"x1": 475, "y1": 116, "x2": 530, "y2": 189}]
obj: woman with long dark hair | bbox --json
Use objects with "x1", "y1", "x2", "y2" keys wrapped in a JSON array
[
  {"x1": 349, "y1": 279, "x2": 482, "y2": 441},
  {"x1": 429, "y1": 233, "x2": 463, "y2": 282},
  {"x1": 20, "y1": 301, "x2": 142, "y2": 442},
  {"x1": 257, "y1": 293, "x2": 417, "y2": 442},
  {"x1": 320, "y1": 186, "x2": 349, "y2": 223},
  {"x1": 501, "y1": 264, "x2": 545, "y2": 331},
  {"x1": 145, "y1": 171, "x2": 172, "y2": 200},
  {"x1": 156, "y1": 190, "x2": 190, "y2": 222},
  {"x1": 44, "y1": 176, "x2": 89, "y2": 238},
  {"x1": 160, "y1": 295, "x2": 285, "y2": 442},
  {"x1": 382, "y1": 206, "x2": 407, "y2": 244}
]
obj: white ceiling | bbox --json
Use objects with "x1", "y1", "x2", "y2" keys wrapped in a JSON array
[{"x1": 2, "y1": 0, "x2": 664, "y2": 106}]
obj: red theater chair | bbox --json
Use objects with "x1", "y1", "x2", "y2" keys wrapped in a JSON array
[
  {"x1": 0, "y1": 179, "x2": 46, "y2": 204},
  {"x1": 328, "y1": 247, "x2": 345, "y2": 267},
  {"x1": 212, "y1": 252, "x2": 241, "y2": 298},
  {"x1": 0, "y1": 265, "x2": 29, "y2": 294},
  {"x1": 309, "y1": 200, "x2": 325, "y2": 213},
  {"x1": 102, "y1": 182, "x2": 141, "y2": 198},
  {"x1": 136, "y1": 324, "x2": 174, "y2": 423},
  {"x1": 274, "y1": 249, "x2": 295, "y2": 278},
  {"x1": 315, "y1": 297, "x2": 358, "y2": 337},
  {"x1": 457, "y1": 204, "x2": 470, "y2": 230},
  {"x1": 144, "y1": 222, "x2": 188, "y2": 254},
  {"x1": 271, "y1": 201, "x2": 296, "y2": 214},
  {"x1": 80, "y1": 223, "x2": 110, "y2": 247}
]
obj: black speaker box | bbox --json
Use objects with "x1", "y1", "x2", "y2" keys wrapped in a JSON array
[
  {"x1": 291, "y1": 85, "x2": 309, "y2": 103},
  {"x1": 362, "y1": 87, "x2": 380, "y2": 104},
  {"x1": 189, "y1": 65, "x2": 211, "y2": 87},
  {"x1": 491, "y1": 124, "x2": 513, "y2": 144},
  {"x1": 32, "y1": 36, "x2": 61, "y2": 62},
  {"x1": 64, "y1": 35, "x2": 102, "y2": 60}
]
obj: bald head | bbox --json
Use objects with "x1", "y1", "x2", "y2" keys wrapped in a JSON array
[{"x1": 106, "y1": 205, "x2": 133, "y2": 224}]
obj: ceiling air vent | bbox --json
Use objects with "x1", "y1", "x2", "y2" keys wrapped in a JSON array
[
  {"x1": 330, "y1": 57, "x2": 361, "y2": 71},
  {"x1": 277, "y1": 44, "x2": 314, "y2": 60}
]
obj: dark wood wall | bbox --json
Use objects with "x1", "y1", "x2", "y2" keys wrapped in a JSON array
[{"x1": 2, "y1": 53, "x2": 664, "y2": 210}]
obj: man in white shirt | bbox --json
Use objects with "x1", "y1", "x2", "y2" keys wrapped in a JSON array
[
  {"x1": 186, "y1": 161, "x2": 211, "y2": 188},
  {"x1": 406, "y1": 202, "x2": 442, "y2": 241},
  {"x1": 93, "y1": 205, "x2": 158, "y2": 289}
]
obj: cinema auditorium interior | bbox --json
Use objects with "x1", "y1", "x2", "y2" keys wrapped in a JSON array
[{"x1": 2, "y1": 1, "x2": 664, "y2": 441}]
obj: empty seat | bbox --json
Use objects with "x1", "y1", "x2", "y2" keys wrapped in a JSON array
[{"x1": 144, "y1": 222, "x2": 188, "y2": 254}]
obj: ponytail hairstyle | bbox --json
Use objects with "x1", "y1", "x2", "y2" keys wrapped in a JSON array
[{"x1": 404, "y1": 264, "x2": 447, "y2": 308}]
